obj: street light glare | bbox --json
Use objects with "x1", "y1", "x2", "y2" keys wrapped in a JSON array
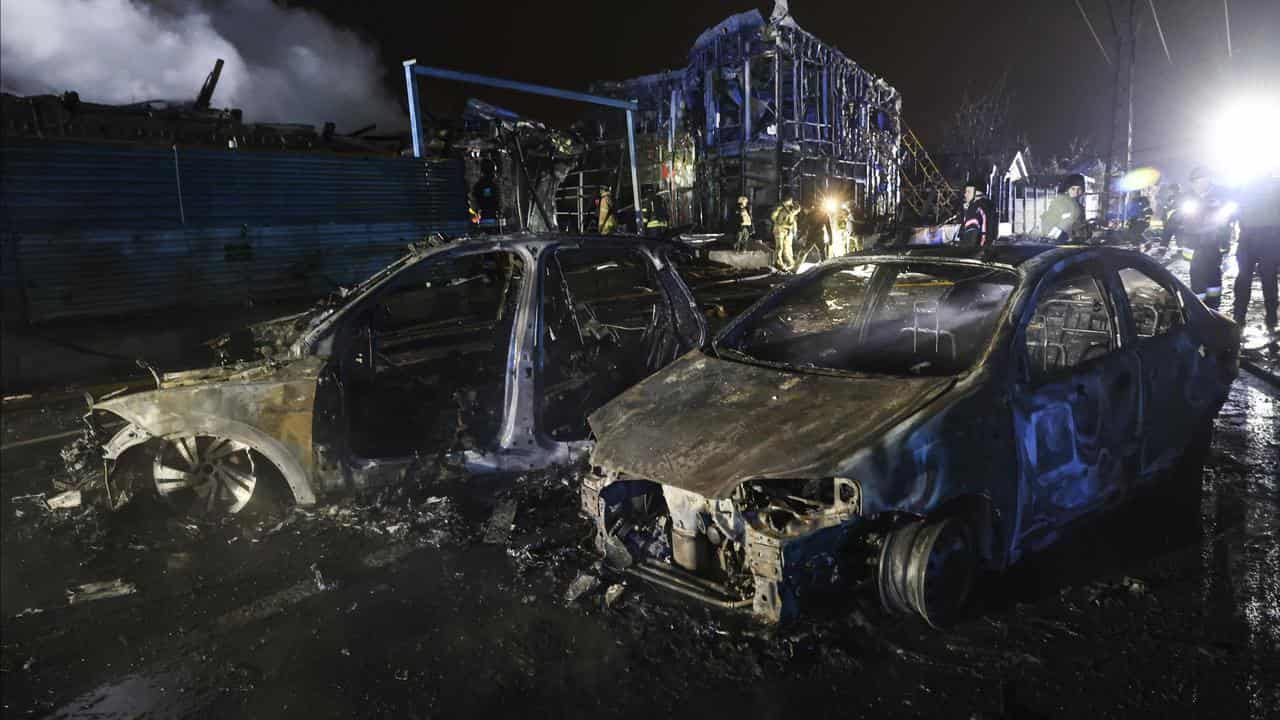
[{"x1": 1209, "y1": 97, "x2": 1280, "y2": 186}]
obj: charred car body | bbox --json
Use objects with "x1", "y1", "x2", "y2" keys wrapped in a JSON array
[
  {"x1": 89, "y1": 234, "x2": 707, "y2": 516},
  {"x1": 584, "y1": 245, "x2": 1240, "y2": 626}
]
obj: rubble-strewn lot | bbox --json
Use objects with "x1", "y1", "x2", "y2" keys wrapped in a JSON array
[{"x1": 2, "y1": 363, "x2": 1277, "y2": 718}]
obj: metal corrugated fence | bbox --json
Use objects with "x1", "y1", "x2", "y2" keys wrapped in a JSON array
[
  {"x1": 1, "y1": 141, "x2": 468, "y2": 322},
  {"x1": 13, "y1": 222, "x2": 469, "y2": 322}
]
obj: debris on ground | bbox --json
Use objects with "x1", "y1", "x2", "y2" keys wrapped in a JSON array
[
  {"x1": 565, "y1": 572, "x2": 600, "y2": 605},
  {"x1": 292, "y1": 484, "x2": 465, "y2": 548},
  {"x1": 1122, "y1": 576, "x2": 1148, "y2": 596},
  {"x1": 602, "y1": 533, "x2": 634, "y2": 570},
  {"x1": 67, "y1": 579, "x2": 137, "y2": 605},
  {"x1": 47, "y1": 490, "x2": 82, "y2": 510},
  {"x1": 482, "y1": 498, "x2": 518, "y2": 545},
  {"x1": 57, "y1": 432, "x2": 104, "y2": 493},
  {"x1": 11, "y1": 493, "x2": 50, "y2": 517},
  {"x1": 311, "y1": 563, "x2": 336, "y2": 591},
  {"x1": 603, "y1": 583, "x2": 625, "y2": 608}
]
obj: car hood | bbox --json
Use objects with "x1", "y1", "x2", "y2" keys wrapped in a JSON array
[{"x1": 588, "y1": 351, "x2": 955, "y2": 499}]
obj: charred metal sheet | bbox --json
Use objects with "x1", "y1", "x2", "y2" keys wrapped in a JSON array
[
  {"x1": 95, "y1": 357, "x2": 324, "y2": 506},
  {"x1": 3, "y1": 140, "x2": 468, "y2": 324},
  {"x1": 588, "y1": 351, "x2": 953, "y2": 498}
]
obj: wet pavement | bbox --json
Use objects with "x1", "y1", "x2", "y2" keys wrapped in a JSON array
[
  {"x1": 1, "y1": 359, "x2": 1276, "y2": 718},
  {"x1": 1165, "y1": 254, "x2": 1280, "y2": 381}
]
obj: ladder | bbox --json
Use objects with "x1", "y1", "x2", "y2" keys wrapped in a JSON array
[
  {"x1": 899, "y1": 126, "x2": 959, "y2": 225},
  {"x1": 555, "y1": 141, "x2": 626, "y2": 232}
]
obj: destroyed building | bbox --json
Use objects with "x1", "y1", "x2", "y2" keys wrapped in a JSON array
[{"x1": 557, "y1": 8, "x2": 904, "y2": 234}]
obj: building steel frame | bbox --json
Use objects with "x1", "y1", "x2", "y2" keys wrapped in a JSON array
[
  {"x1": 587, "y1": 10, "x2": 902, "y2": 231},
  {"x1": 402, "y1": 60, "x2": 644, "y2": 229}
]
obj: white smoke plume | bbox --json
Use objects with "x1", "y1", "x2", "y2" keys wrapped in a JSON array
[{"x1": 0, "y1": 0, "x2": 405, "y2": 132}]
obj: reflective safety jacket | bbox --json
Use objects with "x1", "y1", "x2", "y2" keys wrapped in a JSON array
[
  {"x1": 960, "y1": 196, "x2": 995, "y2": 246},
  {"x1": 1167, "y1": 187, "x2": 1234, "y2": 255},
  {"x1": 1040, "y1": 194, "x2": 1083, "y2": 242}
]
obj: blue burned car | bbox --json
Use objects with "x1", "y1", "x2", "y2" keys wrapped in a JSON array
[{"x1": 582, "y1": 245, "x2": 1240, "y2": 627}]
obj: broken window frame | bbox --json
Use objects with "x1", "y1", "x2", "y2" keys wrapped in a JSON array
[
  {"x1": 331, "y1": 246, "x2": 529, "y2": 461},
  {"x1": 1019, "y1": 263, "x2": 1122, "y2": 386},
  {"x1": 1114, "y1": 265, "x2": 1187, "y2": 341}
]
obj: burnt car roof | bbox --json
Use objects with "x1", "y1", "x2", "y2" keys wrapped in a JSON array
[{"x1": 849, "y1": 242, "x2": 1071, "y2": 267}]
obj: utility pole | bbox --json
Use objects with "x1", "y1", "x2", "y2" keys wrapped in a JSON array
[
  {"x1": 1101, "y1": 0, "x2": 1138, "y2": 227},
  {"x1": 1102, "y1": 0, "x2": 1122, "y2": 225},
  {"x1": 1123, "y1": 0, "x2": 1137, "y2": 218}
]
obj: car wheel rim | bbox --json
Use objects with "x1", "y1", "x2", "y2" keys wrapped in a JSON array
[
  {"x1": 916, "y1": 519, "x2": 977, "y2": 628},
  {"x1": 153, "y1": 435, "x2": 257, "y2": 515}
]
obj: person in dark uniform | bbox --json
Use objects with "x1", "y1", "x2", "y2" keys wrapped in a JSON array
[
  {"x1": 471, "y1": 161, "x2": 501, "y2": 233},
  {"x1": 958, "y1": 178, "x2": 996, "y2": 247},
  {"x1": 1233, "y1": 174, "x2": 1280, "y2": 334},
  {"x1": 1169, "y1": 167, "x2": 1236, "y2": 311}
]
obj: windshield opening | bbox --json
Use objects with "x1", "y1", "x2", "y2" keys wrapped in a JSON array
[{"x1": 714, "y1": 262, "x2": 1017, "y2": 377}]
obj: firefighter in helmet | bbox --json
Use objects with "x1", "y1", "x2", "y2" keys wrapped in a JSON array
[
  {"x1": 598, "y1": 187, "x2": 617, "y2": 235},
  {"x1": 735, "y1": 195, "x2": 753, "y2": 251},
  {"x1": 1041, "y1": 173, "x2": 1086, "y2": 243},
  {"x1": 1169, "y1": 166, "x2": 1236, "y2": 311},
  {"x1": 770, "y1": 195, "x2": 800, "y2": 272}
]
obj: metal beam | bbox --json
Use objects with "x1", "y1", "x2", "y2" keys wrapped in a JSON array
[
  {"x1": 403, "y1": 62, "x2": 424, "y2": 158},
  {"x1": 626, "y1": 109, "x2": 644, "y2": 230},
  {"x1": 403, "y1": 62, "x2": 638, "y2": 111}
]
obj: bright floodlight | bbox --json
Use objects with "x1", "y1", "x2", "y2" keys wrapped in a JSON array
[
  {"x1": 1208, "y1": 97, "x2": 1280, "y2": 186},
  {"x1": 822, "y1": 196, "x2": 839, "y2": 214},
  {"x1": 1116, "y1": 167, "x2": 1161, "y2": 192}
]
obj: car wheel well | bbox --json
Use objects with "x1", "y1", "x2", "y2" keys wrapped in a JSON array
[
  {"x1": 883, "y1": 495, "x2": 996, "y2": 567},
  {"x1": 111, "y1": 434, "x2": 298, "y2": 510}
]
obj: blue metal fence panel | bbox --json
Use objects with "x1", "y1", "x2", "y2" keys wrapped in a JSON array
[
  {"x1": 1, "y1": 140, "x2": 468, "y2": 322},
  {"x1": 14, "y1": 221, "x2": 469, "y2": 322},
  {"x1": 1, "y1": 140, "x2": 465, "y2": 232}
]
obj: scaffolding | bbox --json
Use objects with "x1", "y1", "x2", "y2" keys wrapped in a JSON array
[{"x1": 563, "y1": 9, "x2": 903, "y2": 234}]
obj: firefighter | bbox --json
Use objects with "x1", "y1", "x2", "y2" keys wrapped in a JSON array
[
  {"x1": 839, "y1": 201, "x2": 860, "y2": 254},
  {"x1": 770, "y1": 196, "x2": 800, "y2": 272},
  {"x1": 598, "y1": 187, "x2": 617, "y2": 235},
  {"x1": 958, "y1": 179, "x2": 996, "y2": 247},
  {"x1": 1170, "y1": 167, "x2": 1236, "y2": 311},
  {"x1": 1124, "y1": 194, "x2": 1153, "y2": 242},
  {"x1": 1232, "y1": 175, "x2": 1280, "y2": 334},
  {"x1": 818, "y1": 198, "x2": 840, "y2": 259},
  {"x1": 820, "y1": 199, "x2": 854, "y2": 258},
  {"x1": 1040, "y1": 174, "x2": 1085, "y2": 243},
  {"x1": 823, "y1": 200, "x2": 855, "y2": 257},
  {"x1": 469, "y1": 162, "x2": 501, "y2": 233},
  {"x1": 735, "y1": 196, "x2": 753, "y2": 251}
]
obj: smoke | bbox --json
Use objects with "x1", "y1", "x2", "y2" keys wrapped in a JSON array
[{"x1": 0, "y1": 0, "x2": 405, "y2": 131}]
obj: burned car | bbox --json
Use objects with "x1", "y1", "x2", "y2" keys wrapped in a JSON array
[
  {"x1": 89, "y1": 234, "x2": 706, "y2": 516},
  {"x1": 583, "y1": 245, "x2": 1240, "y2": 626}
]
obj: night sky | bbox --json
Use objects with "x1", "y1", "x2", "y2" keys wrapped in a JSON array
[{"x1": 301, "y1": 0, "x2": 1278, "y2": 177}]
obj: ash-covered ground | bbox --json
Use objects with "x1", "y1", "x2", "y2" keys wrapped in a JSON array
[
  {"x1": 2, "y1": 252, "x2": 1277, "y2": 719},
  {"x1": 1, "y1": 372, "x2": 1276, "y2": 719}
]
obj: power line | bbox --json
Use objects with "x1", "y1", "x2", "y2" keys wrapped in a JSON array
[
  {"x1": 1147, "y1": 0, "x2": 1172, "y2": 64},
  {"x1": 1073, "y1": 0, "x2": 1112, "y2": 65}
]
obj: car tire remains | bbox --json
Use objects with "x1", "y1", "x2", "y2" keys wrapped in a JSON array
[{"x1": 878, "y1": 514, "x2": 979, "y2": 629}]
